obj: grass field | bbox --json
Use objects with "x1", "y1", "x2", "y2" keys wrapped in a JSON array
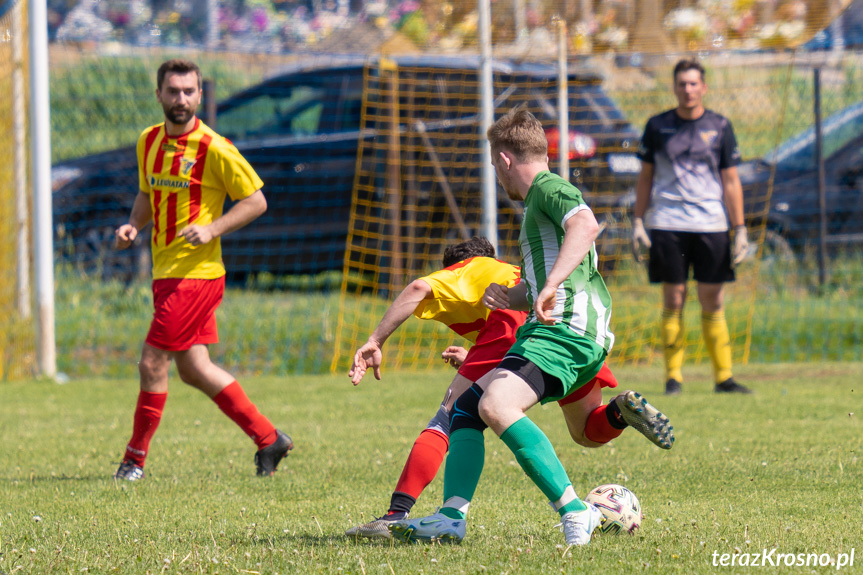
[{"x1": 2, "y1": 363, "x2": 861, "y2": 574}]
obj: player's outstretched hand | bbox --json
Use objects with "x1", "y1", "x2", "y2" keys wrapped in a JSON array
[
  {"x1": 731, "y1": 225, "x2": 749, "y2": 268},
  {"x1": 631, "y1": 217, "x2": 651, "y2": 262},
  {"x1": 534, "y1": 284, "x2": 558, "y2": 326},
  {"x1": 442, "y1": 346, "x2": 468, "y2": 369},
  {"x1": 349, "y1": 340, "x2": 383, "y2": 385},
  {"x1": 483, "y1": 283, "x2": 510, "y2": 311},
  {"x1": 179, "y1": 224, "x2": 215, "y2": 246},
  {"x1": 114, "y1": 224, "x2": 138, "y2": 250}
]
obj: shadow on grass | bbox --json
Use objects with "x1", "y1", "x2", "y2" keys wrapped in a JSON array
[
  {"x1": 0, "y1": 474, "x2": 108, "y2": 483},
  {"x1": 233, "y1": 534, "x2": 401, "y2": 547}
]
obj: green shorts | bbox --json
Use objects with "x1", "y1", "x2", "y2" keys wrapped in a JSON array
[{"x1": 506, "y1": 322, "x2": 606, "y2": 404}]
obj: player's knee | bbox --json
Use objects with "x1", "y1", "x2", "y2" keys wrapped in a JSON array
[
  {"x1": 477, "y1": 389, "x2": 511, "y2": 428},
  {"x1": 477, "y1": 395, "x2": 495, "y2": 425},
  {"x1": 450, "y1": 384, "x2": 487, "y2": 433},
  {"x1": 138, "y1": 355, "x2": 165, "y2": 381}
]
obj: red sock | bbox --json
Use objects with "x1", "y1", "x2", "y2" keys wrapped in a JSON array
[
  {"x1": 125, "y1": 391, "x2": 168, "y2": 466},
  {"x1": 392, "y1": 429, "x2": 450, "y2": 503},
  {"x1": 212, "y1": 381, "x2": 277, "y2": 450},
  {"x1": 584, "y1": 404, "x2": 625, "y2": 444}
]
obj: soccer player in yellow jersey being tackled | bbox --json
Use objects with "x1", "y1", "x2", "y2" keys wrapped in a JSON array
[
  {"x1": 346, "y1": 237, "x2": 621, "y2": 539},
  {"x1": 389, "y1": 109, "x2": 675, "y2": 547},
  {"x1": 112, "y1": 59, "x2": 292, "y2": 481}
]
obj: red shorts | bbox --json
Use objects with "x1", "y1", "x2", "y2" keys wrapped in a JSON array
[
  {"x1": 457, "y1": 309, "x2": 527, "y2": 382},
  {"x1": 557, "y1": 363, "x2": 619, "y2": 406},
  {"x1": 145, "y1": 276, "x2": 225, "y2": 351}
]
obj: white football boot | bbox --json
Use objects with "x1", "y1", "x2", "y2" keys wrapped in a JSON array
[{"x1": 557, "y1": 503, "x2": 603, "y2": 546}]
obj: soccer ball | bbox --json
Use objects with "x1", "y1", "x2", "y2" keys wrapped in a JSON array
[{"x1": 584, "y1": 484, "x2": 642, "y2": 535}]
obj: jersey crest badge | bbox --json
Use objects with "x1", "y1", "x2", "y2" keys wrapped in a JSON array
[
  {"x1": 699, "y1": 130, "x2": 718, "y2": 146},
  {"x1": 180, "y1": 157, "x2": 197, "y2": 176}
]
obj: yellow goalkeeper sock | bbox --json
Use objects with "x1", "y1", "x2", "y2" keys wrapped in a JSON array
[
  {"x1": 702, "y1": 310, "x2": 733, "y2": 383},
  {"x1": 661, "y1": 308, "x2": 684, "y2": 383}
]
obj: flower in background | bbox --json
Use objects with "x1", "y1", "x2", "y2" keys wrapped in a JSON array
[
  {"x1": 251, "y1": 7, "x2": 269, "y2": 32},
  {"x1": 664, "y1": 7, "x2": 710, "y2": 42}
]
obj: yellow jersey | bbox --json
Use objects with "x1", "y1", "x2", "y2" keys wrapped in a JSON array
[
  {"x1": 136, "y1": 118, "x2": 263, "y2": 279},
  {"x1": 413, "y1": 257, "x2": 521, "y2": 343}
]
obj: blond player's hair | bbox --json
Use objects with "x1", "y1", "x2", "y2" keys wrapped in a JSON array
[{"x1": 486, "y1": 108, "x2": 547, "y2": 162}]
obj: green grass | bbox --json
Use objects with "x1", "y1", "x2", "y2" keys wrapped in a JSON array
[
  {"x1": 48, "y1": 255, "x2": 863, "y2": 379},
  {"x1": 1, "y1": 363, "x2": 861, "y2": 574}
]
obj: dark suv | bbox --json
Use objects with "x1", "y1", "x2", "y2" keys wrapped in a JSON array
[{"x1": 52, "y1": 55, "x2": 640, "y2": 281}]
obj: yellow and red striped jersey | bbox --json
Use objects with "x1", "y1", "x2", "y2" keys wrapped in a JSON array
[
  {"x1": 136, "y1": 118, "x2": 264, "y2": 279},
  {"x1": 413, "y1": 257, "x2": 521, "y2": 343}
]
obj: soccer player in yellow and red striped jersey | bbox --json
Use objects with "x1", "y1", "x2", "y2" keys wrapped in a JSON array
[
  {"x1": 111, "y1": 59, "x2": 292, "y2": 482},
  {"x1": 345, "y1": 237, "x2": 619, "y2": 539}
]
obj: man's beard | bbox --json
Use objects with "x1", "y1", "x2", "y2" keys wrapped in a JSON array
[{"x1": 163, "y1": 103, "x2": 196, "y2": 125}]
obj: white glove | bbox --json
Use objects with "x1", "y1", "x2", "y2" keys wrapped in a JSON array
[
  {"x1": 731, "y1": 225, "x2": 749, "y2": 268},
  {"x1": 631, "y1": 217, "x2": 651, "y2": 262}
]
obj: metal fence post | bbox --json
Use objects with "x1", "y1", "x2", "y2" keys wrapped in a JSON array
[{"x1": 814, "y1": 67, "x2": 828, "y2": 288}]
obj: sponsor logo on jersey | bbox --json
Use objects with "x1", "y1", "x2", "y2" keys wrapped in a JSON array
[
  {"x1": 700, "y1": 130, "x2": 718, "y2": 145},
  {"x1": 161, "y1": 142, "x2": 186, "y2": 153},
  {"x1": 150, "y1": 176, "x2": 190, "y2": 189}
]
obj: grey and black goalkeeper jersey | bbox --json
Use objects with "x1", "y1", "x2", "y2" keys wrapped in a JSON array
[{"x1": 637, "y1": 108, "x2": 741, "y2": 232}]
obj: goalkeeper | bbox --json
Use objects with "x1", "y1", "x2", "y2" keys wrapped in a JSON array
[{"x1": 631, "y1": 58, "x2": 752, "y2": 395}]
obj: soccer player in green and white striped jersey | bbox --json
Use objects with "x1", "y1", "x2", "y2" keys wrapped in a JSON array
[{"x1": 390, "y1": 109, "x2": 674, "y2": 547}]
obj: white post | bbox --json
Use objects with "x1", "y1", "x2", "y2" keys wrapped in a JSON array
[
  {"x1": 514, "y1": 0, "x2": 526, "y2": 42},
  {"x1": 557, "y1": 18, "x2": 570, "y2": 180},
  {"x1": 29, "y1": 0, "x2": 57, "y2": 378},
  {"x1": 207, "y1": 0, "x2": 219, "y2": 50},
  {"x1": 13, "y1": 1, "x2": 30, "y2": 320},
  {"x1": 479, "y1": 0, "x2": 497, "y2": 253}
]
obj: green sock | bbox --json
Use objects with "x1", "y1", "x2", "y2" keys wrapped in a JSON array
[
  {"x1": 439, "y1": 428, "x2": 485, "y2": 520},
  {"x1": 500, "y1": 417, "x2": 586, "y2": 515}
]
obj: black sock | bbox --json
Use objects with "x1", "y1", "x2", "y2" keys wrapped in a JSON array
[
  {"x1": 388, "y1": 492, "x2": 416, "y2": 515},
  {"x1": 605, "y1": 401, "x2": 628, "y2": 430}
]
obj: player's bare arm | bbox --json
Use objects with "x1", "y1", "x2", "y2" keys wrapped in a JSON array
[
  {"x1": 535, "y1": 210, "x2": 600, "y2": 325},
  {"x1": 348, "y1": 279, "x2": 433, "y2": 385},
  {"x1": 722, "y1": 166, "x2": 748, "y2": 266},
  {"x1": 180, "y1": 189, "x2": 267, "y2": 246},
  {"x1": 483, "y1": 281, "x2": 527, "y2": 311},
  {"x1": 721, "y1": 166, "x2": 744, "y2": 228},
  {"x1": 115, "y1": 190, "x2": 153, "y2": 250}
]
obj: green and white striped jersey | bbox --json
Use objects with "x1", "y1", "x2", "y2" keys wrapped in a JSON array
[{"x1": 519, "y1": 171, "x2": 615, "y2": 352}]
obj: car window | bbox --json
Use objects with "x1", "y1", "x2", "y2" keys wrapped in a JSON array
[
  {"x1": 768, "y1": 102, "x2": 863, "y2": 171},
  {"x1": 218, "y1": 84, "x2": 326, "y2": 140}
]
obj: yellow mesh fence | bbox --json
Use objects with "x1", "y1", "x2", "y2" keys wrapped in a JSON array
[
  {"x1": 332, "y1": 4, "x2": 857, "y2": 375},
  {"x1": 0, "y1": 0, "x2": 34, "y2": 381}
]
